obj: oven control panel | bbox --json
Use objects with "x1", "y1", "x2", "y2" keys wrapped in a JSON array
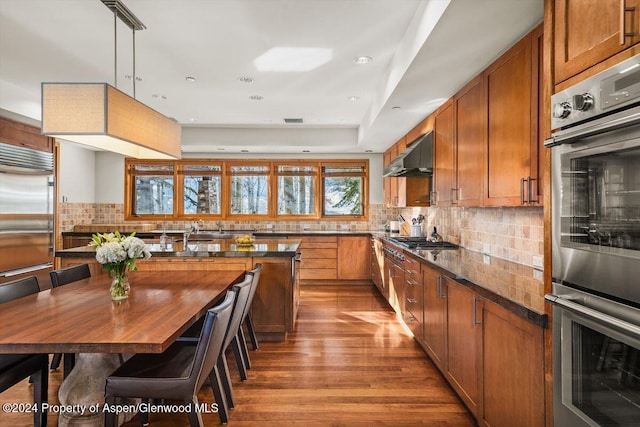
[{"x1": 551, "y1": 53, "x2": 640, "y2": 130}]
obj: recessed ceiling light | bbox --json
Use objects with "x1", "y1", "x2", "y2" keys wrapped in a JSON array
[
  {"x1": 348, "y1": 96, "x2": 360, "y2": 101},
  {"x1": 365, "y1": 150, "x2": 373, "y2": 153},
  {"x1": 188, "y1": 118, "x2": 197, "y2": 122},
  {"x1": 241, "y1": 150, "x2": 249, "y2": 153},
  {"x1": 302, "y1": 150, "x2": 310, "y2": 153},
  {"x1": 249, "y1": 95, "x2": 264, "y2": 100},
  {"x1": 238, "y1": 76, "x2": 255, "y2": 83},
  {"x1": 392, "y1": 106, "x2": 401, "y2": 110},
  {"x1": 353, "y1": 56, "x2": 372, "y2": 64},
  {"x1": 185, "y1": 76, "x2": 196, "y2": 83}
]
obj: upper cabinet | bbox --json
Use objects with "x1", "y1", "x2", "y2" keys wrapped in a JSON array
[
  {"x1": 454, "y1": 75, "x2": 486, "y2": 207},
  {"x1": 483, "y1": 28, "x2": 541, "y2": 206},
  {"x1": 554, "y1": 0, "x2": 640, "y2": 85},
  {"x1": 433, "y1": 99, "x2": 456, "y2": 207}
]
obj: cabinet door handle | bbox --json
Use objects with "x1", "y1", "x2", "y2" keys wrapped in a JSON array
[
  {"x1": 437, "y1": 276, "x2": 447, "y2": 299},
  {"x1": 450, "y1": 188, "x2": 458, "y2": 205},
  {"x1": 407, "y1": 298, "x2": 418, "y2": 304},
  {"x1": 620, "y1": 0, "x2": 637, "y2": 45},
  {"x1": 429, "y1": 191, "x2": 436, "y2": 205},
  {"x1": 472, "y1": 296, "x2": 481, "y2": 326},
  {"x1": 520, "y1": 177, "x2": 527, "y2": 205},
  {"x1": 527, "y1": 176, "x2": 538, "y2": 204}
]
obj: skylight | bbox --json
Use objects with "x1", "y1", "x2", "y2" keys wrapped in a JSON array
[{"x1": 254, "y1": 47, "x2": 333, "y2": 72}]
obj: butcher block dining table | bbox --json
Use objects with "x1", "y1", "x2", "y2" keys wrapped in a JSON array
[{"x1": 0, "y1": 269, "x2": 245, "y2": 426}]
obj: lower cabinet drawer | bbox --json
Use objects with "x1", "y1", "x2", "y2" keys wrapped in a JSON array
[{"x1": 300, "y1": 268, "x2": 337, "y2": 280}]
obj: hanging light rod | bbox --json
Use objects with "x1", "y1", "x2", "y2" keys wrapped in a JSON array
[
  {"x1": 100, "y1": 0, "x2": 146, "y2": 31},
  {"x1": 41, "y1": 0, "x2": 181, "y2": 159}
]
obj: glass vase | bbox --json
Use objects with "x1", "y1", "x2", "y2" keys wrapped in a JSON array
[{"x1": 110, "y1": 269, "x2": 130, "y2": 301}]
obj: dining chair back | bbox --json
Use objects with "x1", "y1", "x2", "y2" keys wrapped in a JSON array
[
  {"x1": 215, "y1": 275, "x2": 253, "y2": 417},
  {"x1": 48, "y1": 264, "x2": 91, "y2": 376},
  {"x1": 49, "y1": 264, "x2": 91, "y2": 288},
  {"x1": 104, "y1": 290, "x2": 236, "y2": 427},
  {"x1": 0, "y1": 276, "x2": 48, "y2": 427},
  {"x1": 234, "y1": 263, "x2": 262, "y2": 379}
]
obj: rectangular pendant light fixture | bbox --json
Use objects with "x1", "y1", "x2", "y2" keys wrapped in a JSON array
[{"x1": 41, "y1": 82, "x2": 181, "y2": 159}]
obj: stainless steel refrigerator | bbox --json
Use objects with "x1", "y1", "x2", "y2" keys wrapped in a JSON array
[{"x1": 0, "y1": 141, "x2": 54, "y2": 287}]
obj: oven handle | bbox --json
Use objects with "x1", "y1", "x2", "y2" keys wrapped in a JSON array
[
  {"x1": 545, "y1": 104, "x2": 640, "y2": 147},
  {"x1": 545, "y1": 294, "x2": 640, "y2": 337}
]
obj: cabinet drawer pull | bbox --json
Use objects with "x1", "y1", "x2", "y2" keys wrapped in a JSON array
[{"x1": 407, "y1": 298, "x2": 418, "y2": 304}]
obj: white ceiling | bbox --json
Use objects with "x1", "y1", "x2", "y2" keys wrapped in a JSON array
[{"x1": 0, "y1": 0, "x2": 543, "y2": 154}]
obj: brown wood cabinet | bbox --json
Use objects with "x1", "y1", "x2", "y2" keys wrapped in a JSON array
[
  {"x1": 455, "y1": 75, "x2": 486, "y2": 206},
  {"x1": 299, "y1": 236, "x2": 338, "y2": 282},
  {"x1": 484, "y1": 28, "x2": 541, "y2": 206},
  {"x1": 445, "y1": 277, "x2": 482, "y2": 419},
  {"x1": 337, "y1": 236, "x2": 370, "y2": 280},
  {"x1": 403, "y1": 255, "x2": 423, "y2": 338},
  {"x1": 554, "y1": 0, "x2": 640, "y2": 85},
  {"x1": 370, "y1": 238, "x2": 384, "y2": 292},
  {"x1": 0, "y1": 116, "x2": 53, "y2": 153},
  {"x1": 422, "y1": 263, "x2": 447, "y2": 371},
  {"x1": 433, "y1": 99, "x2": 456, "y2": 206},
  {"x1": 480, "y1": 300, "x2": 544, "y2": 427}
]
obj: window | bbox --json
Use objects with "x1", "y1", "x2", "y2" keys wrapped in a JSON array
[
  {"x1": 276, "y1": 164, "x2": 317, "y2": 216},
  {"x1": 125, "y1": 159, "x2": 368, "y2": 220},
  {"x1": 129, "y1": 163, "x2": 174, "y2": 215},
  {"x1": 228, "y1": 164, "x2": 270, "y2": 215},
  {"x1": 322, "y1": 163, "x2": 367, "y2": 217},
  {"x1": 180, "y1": 163, "x2": 221, "y2": 216}
]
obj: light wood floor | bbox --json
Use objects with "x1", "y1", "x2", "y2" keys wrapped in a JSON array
[{"x1": 1, "y1": 285, "x2": 475, "y2": 426}]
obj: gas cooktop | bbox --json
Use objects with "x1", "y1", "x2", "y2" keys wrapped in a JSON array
[{"x1": 387, "y1": 236, "x2": 459, "y2": 250}]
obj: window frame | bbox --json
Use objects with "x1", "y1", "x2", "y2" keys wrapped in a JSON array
[
  {"x1": 320, "y1": 160, "x2": 368, "y2": 219},
  {"x1": 178, "y1": 160, "x2": 223, "y2": 219},
  {"x1": 125, "y1": 158, "x2": 368, "y2": 221},
  {"x1": 273, "y1": 161, "x2": 319, "y2": 220}
]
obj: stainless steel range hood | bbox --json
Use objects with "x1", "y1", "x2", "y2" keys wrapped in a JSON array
[{"x1": 383, "y1": 132, "x2": 433, "y2": 177}]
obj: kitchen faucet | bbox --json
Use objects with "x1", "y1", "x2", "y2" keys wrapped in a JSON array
[
  {"x1": 216, "y1": 221, "x2": 223, "y2": 233},
  {"x1": 183, "y1": 221, "x2": 201, "y2": 250}
]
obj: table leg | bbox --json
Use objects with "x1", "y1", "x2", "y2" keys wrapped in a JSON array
[{"x1": 58, "y1": 353, "x2": 137, "y2": 426}]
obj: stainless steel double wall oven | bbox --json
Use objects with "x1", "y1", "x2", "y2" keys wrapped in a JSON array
[{"x1": 546, "y1": 54, "x2": 640, "y2": 427}]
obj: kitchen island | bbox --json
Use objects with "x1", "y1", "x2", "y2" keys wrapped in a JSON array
[{"x1": 56, "y1": 238, "x2": 301, "y2": 342}]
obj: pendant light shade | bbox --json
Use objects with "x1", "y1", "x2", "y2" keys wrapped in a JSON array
[{"x1": 41, "y1": 82, "x2": 181, "y2": 159}]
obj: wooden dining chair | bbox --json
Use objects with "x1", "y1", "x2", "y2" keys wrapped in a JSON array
[
  {"x1": 104, "y1": 290, "x2": 236, "y2": 427},
  {"x1": 49, "y1": 264, "x2": 91, "y2": 377},
  {"x1": 235, "y1": 263, "x2": 262, "y2": 379},
  {"x1": 0, "y1": 276, "x2": 49, "y2": 427}
]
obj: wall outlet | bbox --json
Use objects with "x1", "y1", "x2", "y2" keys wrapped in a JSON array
[
  {"x1": 483, "y1": 254, "x2": 491, "y2": 265},
  {"x1": 483, "y1": 243, "x2": 491, "y2": 254},
  {"x1": 532, "y1": 255, "x2": 544, "y2": 270},
  {"x1": 532, "y1": 268, "x2": 543, "y2": 281}
]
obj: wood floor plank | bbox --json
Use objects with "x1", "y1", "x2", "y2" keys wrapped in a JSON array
[{"x1": 0, "y1": 284, "x2": 475, "y2": 426}]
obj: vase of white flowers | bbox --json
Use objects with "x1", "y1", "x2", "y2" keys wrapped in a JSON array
[{"x1": 89, "y1": 231, "x2": 151, "y2": 300}]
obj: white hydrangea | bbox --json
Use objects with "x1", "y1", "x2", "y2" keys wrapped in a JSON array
[
  {"x1": 122, "y1": 236, "x2": 151, "y2": 260},
  {"x1": 96, "y1": 241, "x2": 128, "y2": 264}
]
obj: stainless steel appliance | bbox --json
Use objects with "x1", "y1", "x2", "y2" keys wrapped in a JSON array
[
  {"x1": 382, "y1": 132, "x2": 433, "y2": 177},
  {"x1": 0, "y1": 142, "x2": 54, "y2": 286},
  {"x1": 386, "y1": 236, "x2": 458, "y2": 250},
  {"x1": 546, "y1": 53, "x2": 640, "y2": 426}
]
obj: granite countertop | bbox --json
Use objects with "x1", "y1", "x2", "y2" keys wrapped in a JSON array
[
  {"x1": 62, "y1": 229, "x2": 377, "y2": 237},
  {"x1": 381, "y1": 237, "x2": 547, "y2": 328},
  {"x1": 56, "y1": 238, "x2": 301, "y2": 258}
]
